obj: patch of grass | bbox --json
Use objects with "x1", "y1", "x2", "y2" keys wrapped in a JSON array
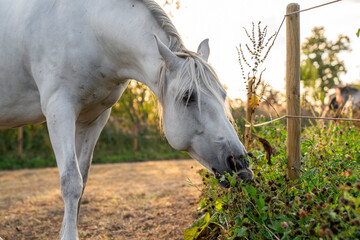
[
  {"x1": 0, "y1": 130, "x2": 189, "y2": 170},
  {"x1": 0, "y1": 149, "x2": 188, "y2": 170},
  {"x1": 0, "y1": 154, "x2": 56, "y2": 170},
  {"x1": 185, "y1": 120, "x2": 360, "y2": 239}
]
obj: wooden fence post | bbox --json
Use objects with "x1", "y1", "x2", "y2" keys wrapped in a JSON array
[
  {"x1": 17, "y1": 127, "x2": 23, "y2": 157},
  {"x1": 286, "y1": 3, "x2": 301, "y2": 180}
]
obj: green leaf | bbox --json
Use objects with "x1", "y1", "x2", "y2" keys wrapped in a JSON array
[
  {"x1": 230, "y1": 226, "x2": 247, "y2": 239},
  {"x1": 183, "y1": 212, "x2": 211, "y2": 240},
  {"x1": 220, "y1": 175, "x2": 226, "y2": 182},
  {"x1": 357, "y1": 28, "x2": 360, "y2": 37},
  {"x1": 270, "y1": 221, "x2": 285, "y2": 233},
  {"x1": 251, "y1": 150, "x2": 264, "y2": 158},
  {"x1": 215, "y1": 200, "x2": 223, "y2": 211},
  {"x1": 227, "y1": 173, "x2": 237, "y2": 188},
  {"x1": 210, "y1": 177, "x2": 218, "y2": 186},
  {"x1": 245, "y1": 185, "x2": 257, "y2": 199},
  {"x1": 302, "y1": 138, "x2": 314, "y2": 147},
  {"x1": 256, "y1": 195, "x2": 266, "y2": 211},
  {"x1": 235, "y1": 214, "x2": 242, "y2": 226},
  {"x1": 199, "y1": 198, "x2": 208, "y2": 209}
]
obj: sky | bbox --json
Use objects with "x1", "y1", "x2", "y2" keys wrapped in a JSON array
[{"x1": 156, "y1": 0, "x2": 360, "y2": 100}]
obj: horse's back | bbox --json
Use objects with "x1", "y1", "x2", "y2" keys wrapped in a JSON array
[{"x1": 0, "y1": 0, "x2": 108, "y2": 128}]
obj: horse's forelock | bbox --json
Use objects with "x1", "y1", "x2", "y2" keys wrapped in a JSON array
[{"x1": 157, "y1": 53, "x2": 233, "y2": 125}]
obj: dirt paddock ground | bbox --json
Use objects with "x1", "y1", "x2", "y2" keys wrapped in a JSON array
[{"x1": 0, "y1": 160, "x2": 203, "y2": 240}]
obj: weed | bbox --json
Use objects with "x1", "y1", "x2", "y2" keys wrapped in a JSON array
[{"x1": 184, "y1": 120, "x2": 360, "y2": 239}]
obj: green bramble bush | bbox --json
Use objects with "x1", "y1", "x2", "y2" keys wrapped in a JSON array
[{"x1": 184, "y1": 118, "x2": 360, "y2": 240}]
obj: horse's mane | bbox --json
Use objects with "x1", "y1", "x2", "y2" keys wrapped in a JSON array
[
  {"x1": 142, "y1": 0, "x2": 231, "y2": 121},
  {"x1": 142, "y1": 0, "x2": 184, "y2": 53}
]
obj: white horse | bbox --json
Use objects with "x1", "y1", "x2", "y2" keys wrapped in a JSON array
[{"x1": 0, "y1": 0, "x2": 252, "y2": 239}]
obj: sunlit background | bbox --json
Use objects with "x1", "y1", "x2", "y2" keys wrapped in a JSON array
[{"x1": 157, "y1": 0, "x2": 360, "y2": 100}]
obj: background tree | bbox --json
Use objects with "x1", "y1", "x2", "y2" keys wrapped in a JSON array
[
  {"x1": 110, "y1": 81, "x2": 159, "y2": 154},
  {"x1": 300, "y1": 27, "x2": 350, "y2": 105}
]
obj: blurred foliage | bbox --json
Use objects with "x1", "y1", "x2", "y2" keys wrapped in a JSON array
[
  {"x1": 300, "y1": 27, "x2": 350, "y2": 106},
  {"x1": 162, "y1": 0, "x2": 181, "y2": 17},
  {"x1": 0, "y1": 81, "x2": 187, "y2": 170},
  {"x1": 0, "y1": 124, "x2": 54, "y2": 169},
  {"x1": 110, "y1": 81, "x2": 160, "y2": 154},
  {"x1": 186, "y1": 117, "x2": 360, "y2": 239}
]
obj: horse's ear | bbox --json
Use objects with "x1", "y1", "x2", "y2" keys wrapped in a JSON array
[
  {"x1": 154, "y1": 35, "x2": 179, "y2": 70},
  {"x1": 197, "y1": 39, "x2": 210, "y2": 61}
]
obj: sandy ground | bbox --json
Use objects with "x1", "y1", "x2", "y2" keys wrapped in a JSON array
[{"x1": 0, "y1": 160, "x2": 203, "y2": 240}]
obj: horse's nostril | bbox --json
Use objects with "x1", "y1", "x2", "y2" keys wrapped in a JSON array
[
  {"x1": 226, "y1": 156, "x2": 239, "y2": 172},
  {"x1": 240, "y1": 155, "x2": 250, "y2": 168},
  {"x1": 226, "y1": 155, "x2": 250, "y2": 172}
]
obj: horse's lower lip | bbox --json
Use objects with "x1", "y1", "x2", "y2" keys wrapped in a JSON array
[
  {"x1": 218, "y1": 179, "x2": 230, "y2": 188},
  {"x1": 212, "y1": 168, "x2": 253, "y2": 179},
  {"x1": 236, "y1": 168, "x2": 254, "y2": 180},
  {"x1": 212, "y1": 168, "x2": 253, "y2": 188}
]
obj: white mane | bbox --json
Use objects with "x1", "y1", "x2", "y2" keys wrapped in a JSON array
[
  {"x1": 142, "y1": 0, "x2": 185, "y2": 52},
  {"x1": 142, "y1": 0, "x2": 229, "y2": 116}
]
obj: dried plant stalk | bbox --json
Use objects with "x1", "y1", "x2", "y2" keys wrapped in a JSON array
[{"x1": 237, "y1": 22, "x2": 276, "y2": 148}]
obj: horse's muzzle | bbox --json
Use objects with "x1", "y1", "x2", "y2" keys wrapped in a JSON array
[
  {"x1": 236, "y1": 168, "x2": 254, "y2": 180},
  {"x1": 213, "y1": 165, "x2": 254, "y2": 188}
]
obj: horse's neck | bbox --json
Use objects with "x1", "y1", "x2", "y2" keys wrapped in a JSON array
[{"x1": 87, "y1": 0, "x2": 170, "y2": 96}]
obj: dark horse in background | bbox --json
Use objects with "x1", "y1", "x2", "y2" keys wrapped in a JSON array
[{"x1": 322, "y1": 85, "x2": 360, "y2": 119}]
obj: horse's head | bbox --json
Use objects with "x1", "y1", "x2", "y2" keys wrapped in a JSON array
[{"x1": 155, "y1": 37, "x2": 253, "y2": 185}]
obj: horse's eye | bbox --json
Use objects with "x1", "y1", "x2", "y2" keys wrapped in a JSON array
[{"x1": 182, "y1": 90, "x2": 196, "y2": 106}]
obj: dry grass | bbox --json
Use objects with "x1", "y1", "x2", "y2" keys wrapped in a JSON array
[{"x1": 0, "y1": 160, "x2": 202, "y2": 240}]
